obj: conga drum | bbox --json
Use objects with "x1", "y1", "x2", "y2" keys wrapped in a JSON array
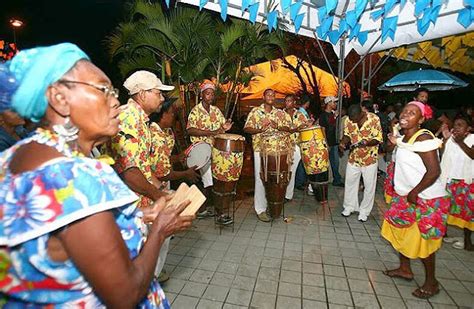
[
  {"x1": 298, "y1": 126, "x2": 329, "y2": 203},
  {"x1": 260, "y1": 132, "x2": 293, "y2": 219},
  {"x1": 211, "y1": 134, "x2": 245, "y2": 225}
]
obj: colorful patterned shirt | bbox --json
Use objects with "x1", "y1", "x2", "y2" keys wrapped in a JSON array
[
  {"x1": 103, "y1": 99, "x2": 154, "y2": 208},
  {"x1": 0, "y1": 129, "x2": 170, "y2": 308},
  {"x1": 150, "y1": 123, "x2": 175, "y2": 179},
  {"x1": 187, "y1": 103, "x2": 226, "y2": 145},
  {"x1": 343, "y1": 112, "x2": 382, "y2": 167},
  {"x1": 244, "y1": 104, "x2": 291, "y2": 152},
  {"x1": 285, "y1": 108, "x2": 308, "y2": 145}
]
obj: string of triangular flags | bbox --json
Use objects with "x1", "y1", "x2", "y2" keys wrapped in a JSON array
[
  {"x1": 166, "y1": 0, "x2": 474, "y2": 45},
  {"x1": 380, "y1": 32, "x2": 474, "y2": 75}
]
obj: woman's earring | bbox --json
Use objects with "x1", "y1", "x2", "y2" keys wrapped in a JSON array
[{"x1": 52, "y1": 116, "x2": 79, "y2": 142}]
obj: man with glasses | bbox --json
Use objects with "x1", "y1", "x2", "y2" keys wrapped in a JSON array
[{"x1": 104, "y1": 70, "x2": 174, "y2": 283}]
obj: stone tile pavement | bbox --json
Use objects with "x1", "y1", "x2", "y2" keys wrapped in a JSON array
[{"x1": 161, "y1": 184, "x2": 474, "y2": 308}]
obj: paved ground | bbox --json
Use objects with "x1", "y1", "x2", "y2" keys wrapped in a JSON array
[{"x1": 161, "y1": 182, "x2": 474, "y2": 308}]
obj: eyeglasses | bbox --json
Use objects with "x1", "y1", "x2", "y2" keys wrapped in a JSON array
[{"x1": 58, "y1": 80, "x2": 119, "y2": 99}]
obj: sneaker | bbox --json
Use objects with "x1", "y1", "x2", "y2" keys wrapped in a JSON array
[
  {"x1": 197, "y1": 209, "x2": 215, "y2": 219},
  {"x1": 307, "y1": 185, "x2": 315, "y2": 196},
  {"x1": 443, "y1": 236, "x2": 462, "y2": 244},
  {"x1": 341, "y1": 209, "x2": 353, "y2": 217},
  {"x1": 216, "y1": 215, "x2": 233, "y2": 225},
  {"x1": 157, "y1": 270, "x2": 170, "y2": 283},
  {"x1": 358, "y1": 214, "x2": 368, "y2": 222},
  {"x1": 453, "y1": 240, "x2": 465, "y2": 250},
  {"x1": 332, "y1": 182, "x2": 345, "y2": 187},
  {"x1": 257, "y1": 212, "x2": 271, "y2": 222}
]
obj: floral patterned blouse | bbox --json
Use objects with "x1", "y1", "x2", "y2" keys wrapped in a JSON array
[
  {"x1": 343, "y1": 112, "x2": 382, "y2": 166},
  {"x1": 187, "y1": 103, "x2": 226, "y2": 145},
  {"x1": 103, "y1": 99, "x2": 154, "y2": 208},
  {"x1": 150, "y1": 123, "x2": 175, "y2": 179},
  {"x1": 244, "y1": 104, "x2": 291, "y2": 152},
  {"x1": 0, "y1": 129, "x2": 170, "y2": 308}
]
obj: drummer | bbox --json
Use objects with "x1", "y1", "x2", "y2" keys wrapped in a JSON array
[
  {"x1": 283, "y1": 94, "x2": 312, "y2": 201},
  {"x1": 187, "y1": 82, "x2": 232, "y2": 218},
  {"x1": 149, "y1": 100, "x2": 200, "y2": 188},
  {"x1": 244, "y1": 88, "x2": 292, "y2": 222}
]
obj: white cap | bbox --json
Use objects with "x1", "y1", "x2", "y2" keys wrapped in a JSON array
[
  {"x1": 324, "y1": 96, "x2": 337, "y2": 104},
  {"x1": 123, "y1": 70, "x2": 174, "y2": 95}
]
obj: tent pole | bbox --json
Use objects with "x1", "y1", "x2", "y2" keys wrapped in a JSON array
[
  {"x1": 336, "y1": 34, "x2": 346, "y2": 140},
  {"x1": 314, "y1": 36, "x2": 338, "y2": 84},
  {"x1": 368, "y1": 48, "x2": 396, "y2": 80},
  {"x1": 360, "y1": 57, "x2": 366, "y2": 103},
  {"x1": 368, "y1": 54, "x2": 372, "y2": 96},
  {"x1": 343, "y1": 34, "x2": 381, "y2": 81}
]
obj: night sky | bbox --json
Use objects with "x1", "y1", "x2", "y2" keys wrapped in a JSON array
[{"x1": 0, "y1": 0, "x2": 125, "y2": 77}]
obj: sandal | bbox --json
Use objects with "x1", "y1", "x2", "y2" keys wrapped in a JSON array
[
  {"x1": 382, "y1": 269, "x2": 414, "y2": 281},
  {"x1": 412, "y1": 287, "x2": 440, "y2": 299}
]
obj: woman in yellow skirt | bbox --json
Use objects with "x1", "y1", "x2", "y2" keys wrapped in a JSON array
[{"x1": 381, "y1": 101, "x2": 449, "y2": 299}]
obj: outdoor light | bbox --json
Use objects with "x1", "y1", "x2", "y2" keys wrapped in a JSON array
[{"x1": 10, "y1": 19, "x2": 24, "y2": 28}]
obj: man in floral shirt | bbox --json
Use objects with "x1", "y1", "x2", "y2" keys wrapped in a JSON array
[
  {"x1": 104, "y1": 70, "x2": 174, "y2": 282},
  {"x1": 283, "y1": 94, "x2": 311, "y2": 201},
  {"x1": 339, "y1": 104, "x2": 383, "y2": 222},
  {"x1": 244, "y1": 88, "x2": 292, "y2": 222},
  {"x1": 187, "y1": 82, "x2": 232, "y2": 220}
]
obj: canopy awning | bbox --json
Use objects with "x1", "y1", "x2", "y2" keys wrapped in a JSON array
[
  {"x1": 238, "y1": 55, "x2": 351, "y2": 99},
  {"x1": 175, "y1": 0, "x2": 474, "y2": 58}
]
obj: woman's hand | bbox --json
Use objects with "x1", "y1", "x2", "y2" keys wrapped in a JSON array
[
  {"x1": 407, "y1": 189, "x2": 419, "y2": 205},
  {"x1": 150, "y1": 198, "x2": 195, "y2": 238}
]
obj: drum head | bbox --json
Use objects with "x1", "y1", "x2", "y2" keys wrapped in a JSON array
[
  {"x1": 215, "y1": 133, "x2": 245, "y2": 141},
  {"x1": 186, "y1": 142, "x2": 212, "y2": 170}
]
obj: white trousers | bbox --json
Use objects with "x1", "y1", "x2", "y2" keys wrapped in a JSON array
[
  {"x1": 154, "y1": 236, "x2": 171, "y2": 277},
  {"x1": 342, "y1": 162, "x2": 378, "y2": 217},
  {"x1": 285, "y1": 146, "x2": 301, "y2": 200},
  {"x1": 200, "y1": 165, "x2": 213, "y2": 188},
  {"x1": 253, "y1": 151, "x2": 268, "y2": 214}
]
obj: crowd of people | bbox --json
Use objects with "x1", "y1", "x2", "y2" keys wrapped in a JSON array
[{"x1": 0, "y1": 42, "x2": 472, "y2": 306}]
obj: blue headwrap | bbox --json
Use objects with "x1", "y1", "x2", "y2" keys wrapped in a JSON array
[{"x1": 6, "y1": 43, "x2": 89, "y2": 123}]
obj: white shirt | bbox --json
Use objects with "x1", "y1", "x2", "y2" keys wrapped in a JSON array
[
  {"x1": 394, "y1": 146, "x2": 447, "y2": 199},
  {"x1": 441, "y1": 134, "x2": 474, "y2": 184}
]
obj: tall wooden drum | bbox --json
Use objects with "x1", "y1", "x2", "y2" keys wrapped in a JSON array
[{"x1": 260, "y1": 131, "x2": 293, "y2": 219}]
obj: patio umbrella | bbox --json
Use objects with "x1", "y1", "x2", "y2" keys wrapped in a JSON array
[{"x1": 378, "y1": 69, "x2": 469, "y2": 92}]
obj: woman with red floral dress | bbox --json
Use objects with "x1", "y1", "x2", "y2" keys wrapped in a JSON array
[{"x1": 381, "y1": 101, "x2": 449, "y2": 299}]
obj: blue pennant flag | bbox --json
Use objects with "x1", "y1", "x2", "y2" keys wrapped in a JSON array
[
  {"x1": 355, "y1": 0, "x2": 368, "y2": 18},
  {"x1": 432, "y1": 0, "x2": 442, "y2": 7},
  {"x1": 465, "y1": 0, "x2": 474, "y2": 7},
  {"x1": 414, "y1": 0, "x2": 430, "y2": 17},
  {"x1": 358, "y1": 30, "x2": 369, "y2": 45},
  {"x1": 417, "y1": 18, "x2": 430, "y2": 35},
  {"x1": 325, "y1": 0, "x2": 338, "y2": 14},
  {"x1": 349, "y1": 23, "x2": 361, "y2": 41},
  {"x1": 370, "y1": 8, "x2": 385, "y2": 21},
  {"x1": 294, "y1": 13, "x2": 305, "y2": 33},
  {"x1": 429, "y1": 5, "x2": 441, "y2": 25},
  {"x1": 420, "y1": 8, "x2": 432, "y2": 28},
  {"x1": 281, "y1": 0, "x2": 291, "y2": 15},
  {"x1": 328, "y1": 29, "x2": 342, "y2": 44},
  {"x1": 339, "y1": 19, "x2": 348, "y2": 34},
  {"x1": 248, "y1": 2, "x2": 260, "y2": 24},
  {"x1": 381, "y1": 15, "x2": 398, "y2": 42},
  {"x1": 384, "y1": 0, "x2": 398, "y2": 15},
  {"x1": 199, "y1": 0, "x2": 208, "y2": 10},
  {"x1": 242, "y1": 0, "x2": 251, "y2": 13},
  {"x1": 316, "y1": 26, "x2": 328, "y2": 40},
  {"x1": 290, "y1": 1, "x2": 303, "y2": 21},
  {"x1": 319, "y1": 15, "x2": 334, "y2": 37},
  {"x1": 346, "y1": 10, "x2": 358, "y2": 28},
  {"x1": 318, "y1": 6, "x2": 328, "y2": 24},
  {"x1": 267, "y1": 10, "x2": 278, "y2": 32},
  {"x1": 220, "y1": 0, "x2": 228, "y2": 21},
  {"x1": 457, "y1": 7, "x2": 474, "y2": 28},
  {"x1": 165, "y1": 0, "x2": 170, "y2": 8}
]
